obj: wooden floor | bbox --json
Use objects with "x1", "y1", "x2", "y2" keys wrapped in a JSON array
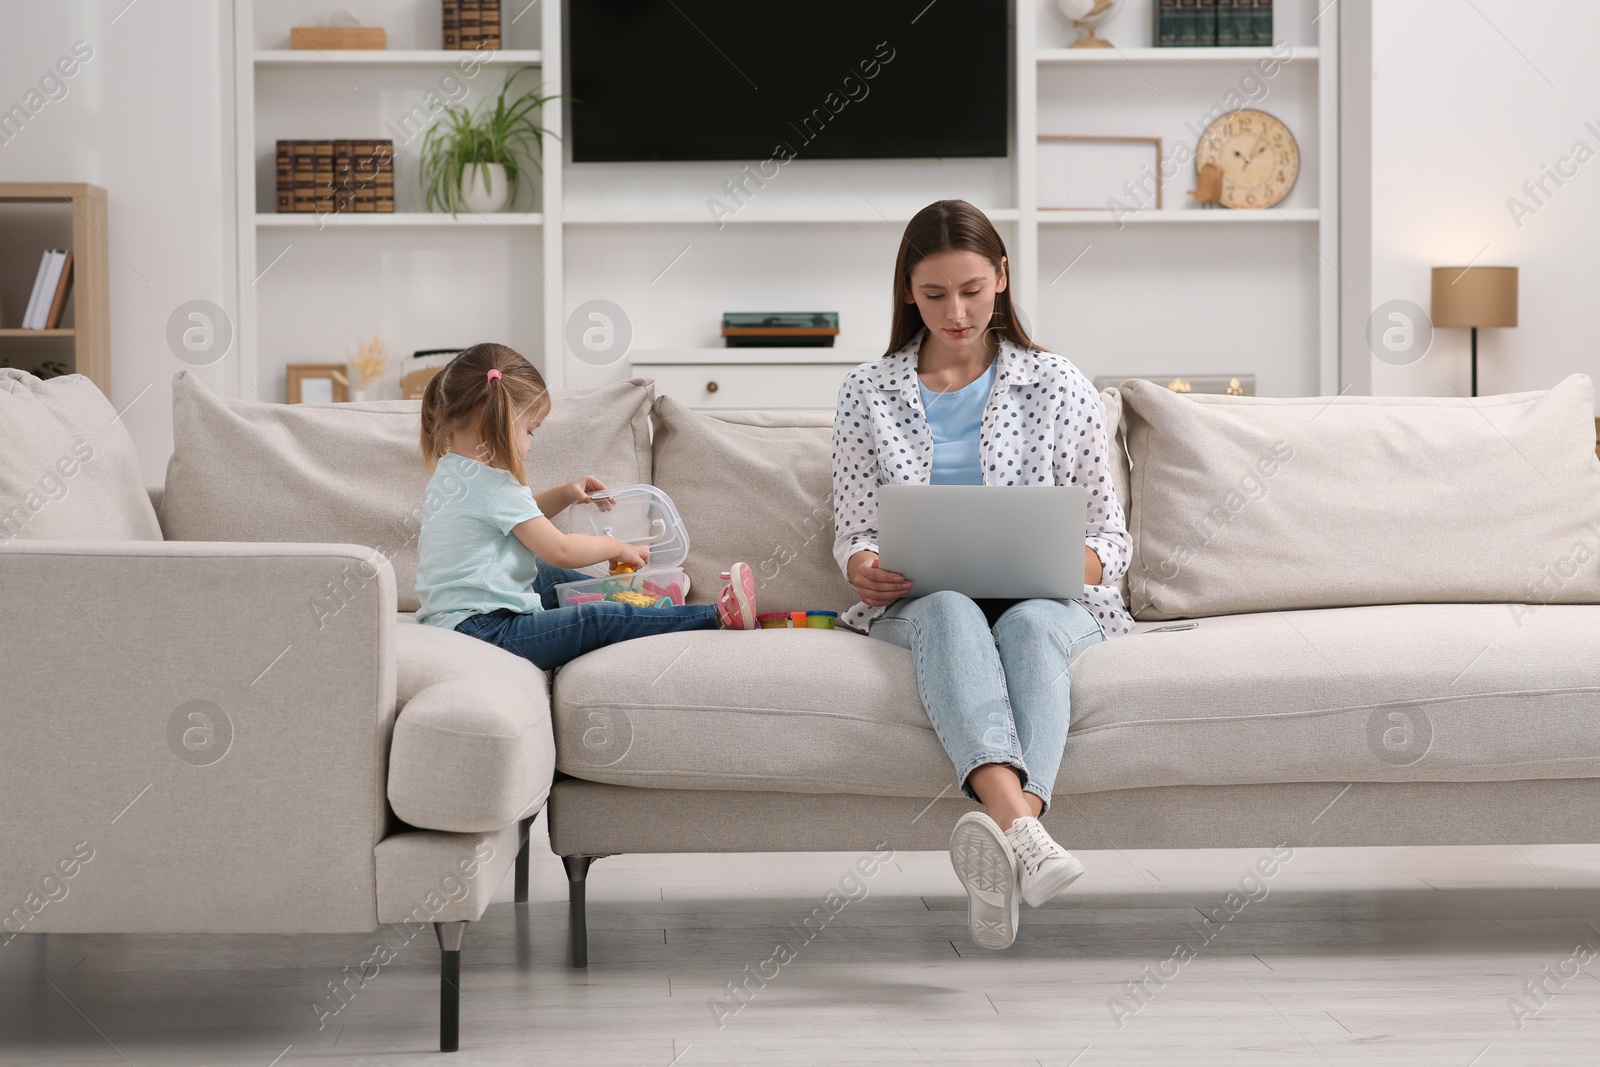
[{"x1": 5, "y1": 819, "x2": 1600, "y2": 1065}]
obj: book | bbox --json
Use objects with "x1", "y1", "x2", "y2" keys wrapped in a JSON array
[
  {"x1": 1154, "y1": 0, "x2": 1180, "y2": 46},
  {"x1": 27, "y1": 251, "x2": 67, "y2": 330},
  {"x1": 1252, "y1": 0, "x2": 1273, "y2": 45},
  {"x1": 353, "y1": 141, "x2": 377, "y2": 212},
  {"x1": 1176, "y1": 0, "x2": 1201, "y2": 47},
  {"x1": 44, "y1": 251, "x2": 74, "y2": 330},
  {"x1": 333, "y1": 139, "x2": 354, "y2": 213},
  {"x1": 1197, "y1": 0, "x2": 1218, "y2": 46},
  {"x1": 480, "y1": 0, "x2": 500, "y2": 49},
  {"x1": 1215, "y1": 0, "x2": 1239, "y2": 46},
  {"x1": 459, "y1": 0, "x2": 481, "y2": 49},
  {"x1": 293, "y1": 140, "x2": 316, "y2": 212},
  {"x1": 313, "y1": 140, "x2": 336, "y2": 214},
  {"x1": 443, "y1": 0, "x2": 460, "y2": 49},
  {"x1": 373, "y1": 141, "x2": 396, "y2": 212},
  {"x1": 20, "y1": 250, "x2": 51, "y2": 329},
  {"x1": 275, "y1": 140, "x2": 292, "y2": 211}
]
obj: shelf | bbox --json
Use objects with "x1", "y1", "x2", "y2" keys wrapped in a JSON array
[
  {"x1": 256, "y1": 212, "x2": 542, "y2": 228},
  {"x1": 1037, "y1": 46, "x2": 1316, "y2": 65},
  {"x1": 255, "y1": 49, "x2": 541, "y2": 66},
  {"x1": 0, "y1": 328, "x2": 74, "y2": 338},
  {"x1": 1037, "y1": 208, "x2": 1319, "y2": 225},
  {"x1": 564, "y1": 208, "x2": 1021, "y2": 226},
  {"x1": 631, "y1": 348, "x2": 869, "y2": 366}
]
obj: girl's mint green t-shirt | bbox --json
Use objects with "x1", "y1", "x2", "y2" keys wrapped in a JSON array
[{"x1": 416, "y1": 452, "x2": 544, "y2": 630}]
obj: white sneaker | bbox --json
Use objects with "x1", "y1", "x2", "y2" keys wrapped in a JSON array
[
  {"x1": 949, "y1": 812, "x2": 1019, "y2": 950},
  {"x1": 1004, "y1": 816, "x2": 1085, "y2": 907}
]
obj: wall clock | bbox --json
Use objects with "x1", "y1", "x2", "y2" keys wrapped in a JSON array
[{"x1": 1194, "y1": 109, "x2": 1300, "y2": 209}]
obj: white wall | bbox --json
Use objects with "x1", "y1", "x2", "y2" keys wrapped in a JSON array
[
  {"x1": 1366, "y1": 0, "x2": 1600, "y2": 398},
  {"x1": 0, "y1": 0, "x2": 232, "y2": 485}
]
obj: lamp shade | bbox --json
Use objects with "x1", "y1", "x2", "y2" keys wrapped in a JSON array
[{"x1": 1431, "y1": 266, "x2": 1518, "y2": 328}]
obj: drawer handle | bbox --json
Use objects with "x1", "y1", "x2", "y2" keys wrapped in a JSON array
[{"x1": 705, "y1": 380, "x2": 719, "y2": 394}]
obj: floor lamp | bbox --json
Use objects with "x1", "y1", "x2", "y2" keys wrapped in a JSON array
[{"x1": 1430, "y1": 266, "x2": 1518, "y2": 397}]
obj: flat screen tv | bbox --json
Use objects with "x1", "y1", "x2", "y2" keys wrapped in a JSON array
[{"x1": 568, "y1": 0, "x2": 1010, "y2": 163}]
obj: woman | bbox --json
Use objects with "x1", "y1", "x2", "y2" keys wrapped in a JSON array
[{"x1": 832, "y1": 199, "x2": 1133, "y2": 951}]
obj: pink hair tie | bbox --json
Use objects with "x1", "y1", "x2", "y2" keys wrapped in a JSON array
[{"x1": 486, "y1": 368, "x2": 502, "y2": 382}]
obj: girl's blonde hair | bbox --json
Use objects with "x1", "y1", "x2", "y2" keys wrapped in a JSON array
[{"x1": 419, "y1": 343, "x2": 550, "y2": 485}]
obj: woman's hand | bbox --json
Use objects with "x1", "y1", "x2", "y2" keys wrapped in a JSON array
[
  {"x1": 1084, "y1": 545, "x2": 1103, "y2": 587},
  {"x1": 849, "y1": 551, "x2": 912, "y2": 607}
]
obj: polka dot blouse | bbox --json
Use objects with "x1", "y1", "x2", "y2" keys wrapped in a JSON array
[{"x1": 830, "y1": 329, "x2": 1135, "y2": 638}]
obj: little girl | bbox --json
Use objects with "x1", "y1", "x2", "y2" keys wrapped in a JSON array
[{"x1": 415, "y1": 343, "x2": 758, "y2": 670}]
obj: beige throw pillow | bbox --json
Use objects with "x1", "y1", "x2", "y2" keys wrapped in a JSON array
[
  {"x1": 649, "y1": 397, "x2": 858, "y2": 616},
  {"x1": 161, "y1": 371, "x2": 655, "y2": 613},
  {"x1": 0, "y1": 370, "x2": 162, "y2": 544},
  {"x1": 1120, "y1": 372, "x2": 1600, "y2": 620}
]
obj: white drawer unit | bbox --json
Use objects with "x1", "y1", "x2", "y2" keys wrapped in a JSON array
[{"x1": 630, "y1": 349, "x2": 867, "y2": 411}]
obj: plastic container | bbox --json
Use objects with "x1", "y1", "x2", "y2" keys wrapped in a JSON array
[{"x1": 554, "y1": 484, "x2": 692, "y2": 609}]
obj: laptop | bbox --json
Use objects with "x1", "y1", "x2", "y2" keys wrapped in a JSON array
[{"x1": 877, "y1": 485, "x2": 1088, "y2": 601}]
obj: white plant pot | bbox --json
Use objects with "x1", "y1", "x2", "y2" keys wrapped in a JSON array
[{"x1": 460, "y1": 162, "x2": 510, "y2": 214}]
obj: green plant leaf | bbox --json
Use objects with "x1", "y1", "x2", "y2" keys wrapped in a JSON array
[{"x1": 417, "y1": 66, "x2": 561, "y2": 216}]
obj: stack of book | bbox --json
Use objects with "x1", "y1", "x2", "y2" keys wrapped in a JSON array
[
  {"x1": 275, "y1": 140, "x2": 395, "y2": 213},
  {"x1": 17, "y1": 249, "x2": 74, "y2": 330},
  {"x1": 1155, "y1": 0, "x2": 1273, "y2": 47},
  {"x1": 442, "y1": 0, "x2": 502, "y2": 50}
]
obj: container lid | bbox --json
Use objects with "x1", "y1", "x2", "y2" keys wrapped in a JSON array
[{"x1": 566, "y1": 483, "x2": 690, "y2": 570}]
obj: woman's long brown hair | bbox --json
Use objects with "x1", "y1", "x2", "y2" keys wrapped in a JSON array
[
  {"x1": 885, "y1": 199, "x2": 1037, "y2": 357},
  {"x1": 419, "y1": 342, "x2": 549, "y2": 486}
]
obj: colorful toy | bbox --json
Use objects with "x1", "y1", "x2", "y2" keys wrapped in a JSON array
[
  {"x1": 756, "y1": 610, "x2": 838, "y2": 629},
  {"x1": 609, "y1": 589, "x2": 659, "y2": 608},
  {"x1": 610, "y1": 560, "x2": 637, "y2": 574}
]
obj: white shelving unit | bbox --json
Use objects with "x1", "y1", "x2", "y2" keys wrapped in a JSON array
[
  {"x1": 253, "y1": 49, "x2": 542, "y2": 65},
  {"x1": 230, "y1": 0, "x2": 1338, "y2": 406}
]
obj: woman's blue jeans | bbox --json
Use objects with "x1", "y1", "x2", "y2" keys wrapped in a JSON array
[
  {"x1": 456, "y1": 562, "x2": 718, "y2": 671},
  {"x1": 869, "y1": 590, "x2": 1105, "y2": 813}
]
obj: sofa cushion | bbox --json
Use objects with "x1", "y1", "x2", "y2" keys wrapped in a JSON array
[
  {"x1": 553, "y1": 628, "x2": 948, "y2": 794},
  {"x1": 552, "y1": 602, "x2": 1600, "y2": 796},
  {"x1": 1100, "y1": 386, "x2": 1131, "y2": 606},
  {"x1": 0, "y1": 370, "x2": 162, "y2": 544},
  {"x1": 389, "y1": 618, "x2": 554, "y2": 832},
  {"x1": 160, "y1": 371, "x2": 655, "y2": 612},
  {"x1": 1120, "y1": 372, "x2": 1600, "y2": 620},
  {"x1": 1068, "y1": 602, "x2": 1600, "y2": 790},
  {"x1": 650, "y1": 396, "x2": 858, "y2": 615}
]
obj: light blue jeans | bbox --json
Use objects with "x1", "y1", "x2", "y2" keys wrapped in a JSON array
[{"x1": 869, "y1": 591, "x2": 1105, "y2": 813}]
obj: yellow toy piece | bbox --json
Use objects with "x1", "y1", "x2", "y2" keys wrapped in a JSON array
[
  {"x1": 608, "y1": 589, "x2": 658, "y2": 608},
  {"x1": 610, "y1": 560, "x2": 637, "y2": 574}
]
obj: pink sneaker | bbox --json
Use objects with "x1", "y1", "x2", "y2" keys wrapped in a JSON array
[{"x1": 716, "y1": 562, "x2": 757, "y2": 630}]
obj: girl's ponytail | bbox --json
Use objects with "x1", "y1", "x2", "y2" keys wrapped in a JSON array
[{"x1": 416, "y1": 343, "x2": 549, "y2": 483}]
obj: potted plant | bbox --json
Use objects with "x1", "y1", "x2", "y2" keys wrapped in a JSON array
[{"x1": 419, "y1": 66, "x2": 558, "y2": 215}]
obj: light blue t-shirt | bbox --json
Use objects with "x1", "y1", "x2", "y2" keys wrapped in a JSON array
[
  {"x1": 415, "y1": 452, "x2": 545, "y2": 630},
  {"x1": 918, "y1": 362, "x2": 995, "y2": 486}
]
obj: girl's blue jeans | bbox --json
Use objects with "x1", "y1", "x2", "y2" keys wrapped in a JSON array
[
  {"x1": 455, "y1": 562, "x2": 718, "y2": 671},
  {"x1": 869, "y1": 590, "x2": 1105, "y2": 814}
]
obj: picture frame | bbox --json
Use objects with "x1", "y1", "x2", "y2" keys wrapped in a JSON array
[
  {"x1": 1037, "y1": 136, "x2": 1163, "y2": 211},
  {"x1": 286, "y1": 363, "x2": 349, "y2": 404}
]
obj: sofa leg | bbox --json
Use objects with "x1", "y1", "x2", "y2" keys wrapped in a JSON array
[
  {"x1": 562, "y1": 854, "x2": 598, "y2": 969},
  {"x1": 435, "y1": 920, "x2": 467, "y2": 1053},
  {"x1": 514, "y1": 815, "x2": 535, "y2": 905}
]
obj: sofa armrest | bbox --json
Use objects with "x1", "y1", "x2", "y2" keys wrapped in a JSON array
[
  {"x1": 389, "y1": 619, "x2": 554, "y2": 833},
  {"x1": 0, "y1": 539, "x2": 396, "y2": 935}
]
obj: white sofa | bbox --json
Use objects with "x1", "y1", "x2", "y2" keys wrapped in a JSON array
[
  {"x1": 543, "y1": 372, "x2": 1600, "y2": 967},
  {"x1": 6, "y1": 362, "x2": 1600, "y2": 1051},
  {"x1": 0, "y1": 368, "x2": 626, "y2": 1051}
]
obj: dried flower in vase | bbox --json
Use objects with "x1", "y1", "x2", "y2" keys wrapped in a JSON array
[{"x1": 350, "y1": 335, "x2": 389, "y2": 390}]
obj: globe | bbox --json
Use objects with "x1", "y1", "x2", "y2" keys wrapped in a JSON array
[{"x1": 1054, "y1": 0, "x2": 1122, "y2": 48}]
